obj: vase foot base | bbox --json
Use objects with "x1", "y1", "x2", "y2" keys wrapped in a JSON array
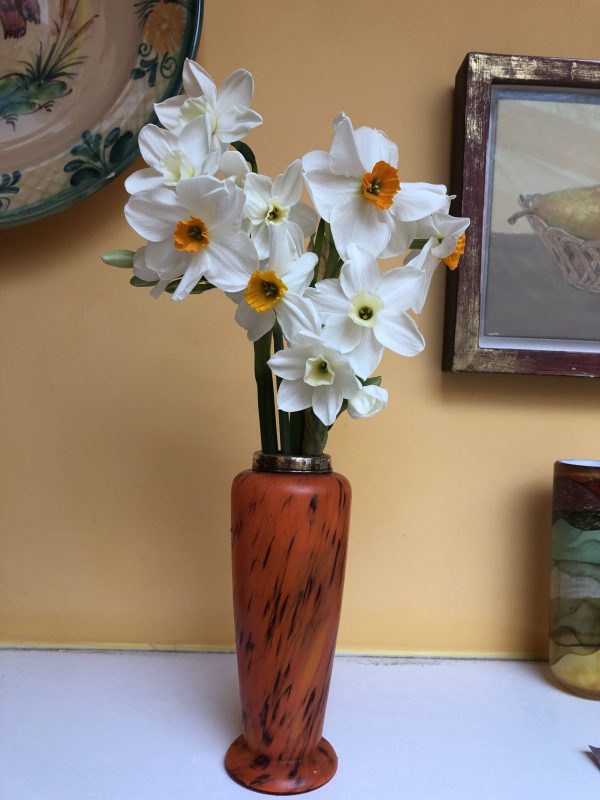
[{"x1": 224, "y1": 735, "x2": 338, "y2": 795}]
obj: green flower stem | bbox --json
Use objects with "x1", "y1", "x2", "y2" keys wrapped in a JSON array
[
  {"x1": 312, "y1": 221, "x2": 331, "y2": 285},
  {"x1": 231, "y1": 140, "x2": 258, "y2": 173},
  {"x1": 289, "y1": 411, "x2": 305, "y2": 455},
  {"x1": 323, "y1": 232, "x2": 341, "y2": 279},
  {"x1": 254, "y1": 331, "x2": 278, "y2": 454},
  {"x1": 409, "y1": 237, "x2": 443, "y2": 249},
  {"x1": 272, "y1": 322, "x2": 291, "y2": 455},
  {"x1": 312, "y1": 219, "x2": 325, "y2": 259},
  {"x1": 301, "y1": 410, "x2": 328, "y2": 456}
]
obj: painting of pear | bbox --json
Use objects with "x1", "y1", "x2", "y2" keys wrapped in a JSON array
[{"x1": 508, "y1": 185, "x2": 600, "y2": 241}]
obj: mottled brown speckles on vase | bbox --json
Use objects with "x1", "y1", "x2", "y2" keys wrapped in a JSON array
[{"x1": 225, "y1": 468, "x2": 351, "y2": 794}]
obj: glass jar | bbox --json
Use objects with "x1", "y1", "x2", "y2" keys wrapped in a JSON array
[{"x1": 550, "y1": 459, "x2": 600, "y2": 699}]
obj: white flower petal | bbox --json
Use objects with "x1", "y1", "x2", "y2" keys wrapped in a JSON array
[
  {"x1": 219, "y1": 150, "x2": 250, "y2": 185},
  {"x1": 330, "y1": 194, "x2": 391, "y2": 259},
  {"x1": 175, "y1": 174, "x2": 226, "y2": 221},
  {"x1": 354, "y1": 126, "x2": 398, "y2": 171},
  {"x1": 321, "y1": 314, "x2": 362, "y2": 353},
  {"x1": 203, "y1": 233, "x2": 258, "y2": 292},
  {"x1": 412, "y1": 256, "x2": 441, "y2": 314},
  {"x1": 273, "y1": 159, "x2": 303, "y2": 207},
  {"x1": 379, "y1": 265, "x2": 427, "y2": 313},
  {"x1": 329, "y1": 114, "x2": 364, "y2": 177},
  {"x1": 124, "y1": 188, "x2": 185, "y2": 241},
  {"x1": 235, "y1": 300, "x2": 275, "y2": 341},
  {"x1": 153, "y1": 96, "x2": 185, "y2": 131},
  {"x1": 138, "y1": 124, "x2": 174, "y2": 168},
  {"x1": 216, "y1": 107, "x2": 263, "y2": 143},
  {"x1": 179, "y1": 115, "x2": 213, "y2": 163},
  {"x1": 308, "y1": 279, "x2": 350, "y2": 317},
  {"x1": 406, "y1": 181, "x2": 448, "y2": 195},
  {"x1": 244, "y1": 173, "x2": 272, "y2": 221},
  {"x1": 268, "y1": 224, "x2": 298, "y2": 271},
  {"x1": 312, "y1": 384, "x2": 343, "y2": 426},
  {"x1": 302, "y1": 169, "x2": 358, "y2": 222},
  {"x1": 132, "y1": 247, "x2": 158, "y2": 281},
  {"x1": 124, "y1": 168, "x2": 164, "y2": 195},
  {"x1": 250, "y1": 223, "x2": 270, "y2": 260},
  {"x1": 268, "y1": 347, "x2": 312, "y2": 380},
  {"x1": 379, "y1": 218, "x2": 417, "y2": 258},
  {"x1": 347, "y1": 384, "x2": 388, "y2": 419},
  {"x1": 302, "y1": 149, "x2": 329, "y2": 173},
  {"x1": 276, "y1": 294, "x2": 321, "y2": 342},
  {"x1": 276, "y1": 379, "x2": 314, "y2": 412},
  {"x1": 340, "y1": 245, "x2": 382, "y2": 297},
  {"x1": 347, "y1": 329, "x2": 383, "y2": 378},
  {"x1": 288, "y1": 202, "x2": 319, "y2": 238},
  {"x1": 149, "y1": 279, "x2": 170, "y2": 299},
  {"x1": 182, "y1": 59, "x2": 217, "y2": 104},
  {"x1": 393, "y1": 184, "x2": 450, "y2": 221},
  {"x1": 217, "y1": 69, "x2": 254, "y2": 113},
  {"x1": 171, "y1": 253, "x2": 207, "y2": 300},
  {"x1": 144, "y1": 237, "x2": 189, "y2": 279},
  {"x1": 280, "y1": 252, "x2": 318, "y2": 294},
  {"x1": 374, "y1": 311, "x2": 425, "y2": 356}
]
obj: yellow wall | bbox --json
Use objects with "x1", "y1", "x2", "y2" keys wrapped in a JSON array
[{"x1": 2, "y1": 0, "x2": 600, "y2": 657}]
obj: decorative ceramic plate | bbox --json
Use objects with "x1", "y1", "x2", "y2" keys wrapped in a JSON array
[{"x1": 0, "y1": 0, "x2": 202, "y2": 229}]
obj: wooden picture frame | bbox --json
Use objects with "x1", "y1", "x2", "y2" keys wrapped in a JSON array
[{"x1": 443, "y1": 52, "x2": 600, "y2": 377}]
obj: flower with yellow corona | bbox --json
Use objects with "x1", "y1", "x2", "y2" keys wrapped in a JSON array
[
  {"x1": 125, "y1": 116, "x2": 219, "y2": 195},
  {"x1": 303, "y1": 113, "x2": 449, "y2": 259},
  {"x1": 243, "y1": 160, "x2": 318, "y2": 259},
  {"x1": 229, "y1": 226, "x2": 319, "y2": 342},
  {"x1": 409, "y1": 210, "x2": 471, "y2": 313},
  {"x1": 125, "y1": 175, "x2": 258, "y2": 300},
  {"x1": 308, "y1": 243, "x2": 427, "y2": 378},
  {"x1": 154, "y1": 60, "x2": 263, "y2": 151}
]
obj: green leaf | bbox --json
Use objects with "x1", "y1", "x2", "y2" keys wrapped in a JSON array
[
  {"x1": 231, "y1": 140, "x2": 258, "y2": 173},
  {"x1": 164, "y1": 279, "x2": 215, "y2": 294},
  {"x1": 130, "y1": 276, "x2": 158, "y2": 287},
  {"x1": 360, "y1": 375, "x2": 382, "y2": 387},
  {"x1": 408, "y1": 238, "x2": 429, "y2": 250},
  {"x1": 101, "y1": 249, "x2": 134, "y2": 268}
]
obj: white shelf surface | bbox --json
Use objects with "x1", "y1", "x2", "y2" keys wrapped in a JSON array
[{"x1": 1, "y1": 650, "x2": 599, "y2": 799}]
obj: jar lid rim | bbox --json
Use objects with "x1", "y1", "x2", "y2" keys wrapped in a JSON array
[{"x1": 252, "y1": 452, "x2": 332, "y2": 473}]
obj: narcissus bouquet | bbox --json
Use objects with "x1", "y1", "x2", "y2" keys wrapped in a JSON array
[{"x1": 103, "y1": 60, "x2": 469, "y2": 456}]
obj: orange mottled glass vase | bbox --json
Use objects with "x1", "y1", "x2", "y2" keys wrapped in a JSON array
[{"x1": 224, "y1": 452, "x2": 351, "y2": 795}]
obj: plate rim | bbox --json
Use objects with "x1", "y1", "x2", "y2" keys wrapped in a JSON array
[{"x1": 0, "y1": 0, "x2": 204, "y2": 230}]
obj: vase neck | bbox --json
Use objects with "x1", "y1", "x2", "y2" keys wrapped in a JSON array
[{"x1": 252, "y1": 452, "x2": 332, "y2": 473}]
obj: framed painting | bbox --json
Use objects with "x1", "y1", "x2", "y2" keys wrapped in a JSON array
[{"x1": 443, "y1": 52, "x2": 600, "y2": 376}]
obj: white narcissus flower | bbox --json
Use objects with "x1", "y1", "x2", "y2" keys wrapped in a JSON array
[
  {"x1": 408, "y1": 211, "x2": 470, "y2": 313},
  {"x1": 243, "y1": 160, "x2": 318, "y2": 259},
  {"x1": 302, "y1": 113, "x2": 449, "y2": 259},
  {"x1": 229, "y1": 226, "x2": 320, "y2": 342},
  {"x1": 347, "y1": 384, "x2": 388, "y2": 418},
  {"x1": 307, "y1": 243, "x2": 427, "y2": 379},
  {"x1": 125, "y1": 116, "x2": 219, "y2": 194},
  {"x1": 268, "y1": 333, "x2": 360, "y2": 426},
  {"x1": 124, "y1": 175, "x2": 258, "y2": 300},
  {"x1": 154, "y1": 59, "x2": 262, "y2": 150}
]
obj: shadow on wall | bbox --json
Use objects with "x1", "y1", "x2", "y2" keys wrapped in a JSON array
[{"x1": 518, "y1": 485, "x2": 552, "y2": 657}]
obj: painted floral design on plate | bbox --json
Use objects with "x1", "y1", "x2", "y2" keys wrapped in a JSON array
[
  {"x1": 0, "y1": 0, "x2": 97, "y2": 130},
  {"x1": 0, "y1": 0, "x2": 200, "y2": 227}
]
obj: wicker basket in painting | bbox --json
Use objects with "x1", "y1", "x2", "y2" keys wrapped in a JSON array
[{"x1": 513, "y1": 194, "x2": 600, "y2": 294}]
